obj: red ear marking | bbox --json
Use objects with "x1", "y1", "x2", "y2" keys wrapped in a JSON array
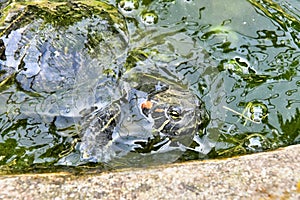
[{"x1": 141, "y1": 100, "x2": 153, "y2": 109}]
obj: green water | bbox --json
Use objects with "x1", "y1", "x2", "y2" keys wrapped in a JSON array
[{"x1": 0, "y1": 0, "x2": 299, "y2": 174}]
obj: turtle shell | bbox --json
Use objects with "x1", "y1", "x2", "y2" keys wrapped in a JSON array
[{"x1": 0, "y1": 2, "x2": 128, "y2": 118}]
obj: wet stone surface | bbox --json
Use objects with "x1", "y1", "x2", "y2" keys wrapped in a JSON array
[{"x1": 0, "y1": 144, "x2": 299, "y2": 200}]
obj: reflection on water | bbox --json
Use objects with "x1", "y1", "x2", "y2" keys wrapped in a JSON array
[{"x1": 0, "y1": 0, "x2": 299, "y2": 173}]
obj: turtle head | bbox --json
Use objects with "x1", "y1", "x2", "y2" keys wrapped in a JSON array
[{"x1": 138, "y1": 80, "x2": 209, "y2": 146}]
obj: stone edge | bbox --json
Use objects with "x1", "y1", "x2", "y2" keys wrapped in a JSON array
[{"x1": 0, "y1": 144, "x2": 299, "y2": 199}]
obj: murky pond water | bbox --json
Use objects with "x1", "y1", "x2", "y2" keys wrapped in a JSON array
[{"x1": 0, "y1": 0, "x2": 299, "y2": 173}]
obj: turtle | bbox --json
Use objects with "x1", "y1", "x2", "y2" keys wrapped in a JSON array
[
  {"x1": 0, "y1": 1, "x2": 128, "y2": 119},
  {"x1": 76, "y1": 69, "x2": 209, "y2": 165},
  {"x1": 0, "y1": 1, "x2": 129, "y2": 165},
  {"x1": 0, "y1": 1, "x2": 209, "y2": 167}
]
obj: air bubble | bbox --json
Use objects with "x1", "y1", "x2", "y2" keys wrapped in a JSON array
[
  {"x1": 65, "y1": 107, "x2": 70, "y2": 113},
  {"x1": 246, "y1": 136, "x2": 263, "y2": 151},
  {"x1": 226, "y1": 96, "x2": 236, "y2": 103},
  {"x1": 246, "y1": 102, "x2": 268, "y2": 123},
  {"x1": 141, "y1": 11, "x2": 158, "y2": 25},
  {"x1": 285, "y1": 89, "x2": 297, "y2": 96},
  {"x1": 118, "y1": 0, "x2": 139, "y2": 13}
]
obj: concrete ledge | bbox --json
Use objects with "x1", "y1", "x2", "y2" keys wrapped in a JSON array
[{"x1": 0, "y1": 144, "x2": 299, "y2": 199}]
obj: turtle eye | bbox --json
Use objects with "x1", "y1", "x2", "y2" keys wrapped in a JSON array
[{"x1": 167, "y1": 106, "x2": 182, "y2": 121}]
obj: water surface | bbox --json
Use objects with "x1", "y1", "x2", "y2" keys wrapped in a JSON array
[{"x1": 0, "y1": 0, "x2": 299, "y2": 173}]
